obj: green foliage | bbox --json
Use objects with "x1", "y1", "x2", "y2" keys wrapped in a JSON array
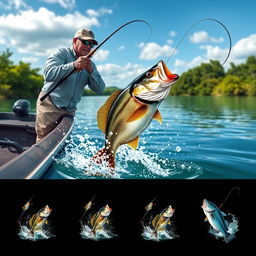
[
  {"x1": 0, "y1": 84, "x2": 12, "y2": 99},
  {"x1": 0, "y1": 49, "x2": 43, "y2": 99},
  {"x1": 213, "y1": 75, "x2": 247, "y2": 96},
  {"x1": 171, "y1": 56, "x2": 256, "y2": 96},
  {"x1": 170, "y1": 60, "x2": 225, "y2": 95},
  {"x1": 195, "y1": 78, "x2": 220, "y2": 96}
]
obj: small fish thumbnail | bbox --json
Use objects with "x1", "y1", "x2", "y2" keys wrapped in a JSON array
[
  {"x1": 141, "y1": 197, "x2": 178, "y2": 241},
  {"x1": 80, "y1": 197, "x2": 117, "y2": 240}
]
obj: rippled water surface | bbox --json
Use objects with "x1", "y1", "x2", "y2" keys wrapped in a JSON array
[{"x1": 42, "y1": 96, "x2": 256, "y2": 179}]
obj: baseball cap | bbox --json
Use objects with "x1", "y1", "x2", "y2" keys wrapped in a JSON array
[{"x1": 74, "y1": 28, "x2": 98, "y2": 45}]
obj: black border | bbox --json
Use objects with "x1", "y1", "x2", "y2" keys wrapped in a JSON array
[{"x1": 0, "y1": 179, "x2": 255, "y2": 252}]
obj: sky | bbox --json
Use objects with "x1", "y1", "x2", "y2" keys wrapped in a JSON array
[{"x1": 0, "y1": 0, "x2": 256, "y2": 88}]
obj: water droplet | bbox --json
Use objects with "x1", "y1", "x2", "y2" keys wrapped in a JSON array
[{"x1": 175, "y1": 146, "x2": 181, "y2": 152}]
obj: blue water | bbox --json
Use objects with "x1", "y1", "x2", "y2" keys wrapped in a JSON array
[{"x1": 43, "y1": 96, "x2": 256, "y2": 179}]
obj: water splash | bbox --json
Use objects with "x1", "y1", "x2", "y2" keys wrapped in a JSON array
[
  {"x1": 141, "y1": 225, "x2": 178, "y2": 241},
  {"x1": 53, "y1": 130, "x2": 203, "y2": 179},
  {"x1": 80, "y1": 224, "x2": 117, "y2": 241},
  {"x1": 18, "y1": 225, "x2": 55, "y2": 241},
  {"x1": 208, "y1": 213, "x2": 239, "y2": 243}
]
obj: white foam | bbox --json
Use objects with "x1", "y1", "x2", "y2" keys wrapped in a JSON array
[{"x1": 54, "y1": 132, "x2": 203, "y2": 179}]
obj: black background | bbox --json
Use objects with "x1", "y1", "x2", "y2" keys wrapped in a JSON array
[{"x1": 0, "y1": 179, "x2": 255, "y2": 252}]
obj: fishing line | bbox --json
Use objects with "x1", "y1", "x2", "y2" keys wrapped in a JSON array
[
  {"x1": 166, "y1": 18, "x2": 232, "y2": 66},
  {"x1": 219, "y1": 186, "x2": 241, "y2": 209}
]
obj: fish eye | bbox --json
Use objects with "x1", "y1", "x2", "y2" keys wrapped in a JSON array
[{"x1": 145, "y1": 72, "x2": 153, "y2": 78}]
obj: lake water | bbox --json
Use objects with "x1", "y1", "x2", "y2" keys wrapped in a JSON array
[{"x1": 1, "y1": 96, "x2": 256, "y2": 179}]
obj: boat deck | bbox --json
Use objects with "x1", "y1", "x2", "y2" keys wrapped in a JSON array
[
  {"x1": 0, "y1": 147, "x2": 19, "y2": 167},
  {"x1": 0, "y1": 113, "x2": 36, "y2": 168},
  {"x1": 0, "y1": 119, "x2": 35, "y2": 128}
]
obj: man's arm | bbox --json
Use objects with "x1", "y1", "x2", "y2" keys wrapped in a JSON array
[
  {"x1": 88, "y1": 62, "x2": 105, "y2": 93},
  {"x1": 44, "y1": 48, "x2": 74, "y2": 82}
]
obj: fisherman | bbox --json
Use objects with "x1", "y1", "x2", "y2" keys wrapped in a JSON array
[{"x1": 35, "y1": 28, "x2": 105, "y2": 143}]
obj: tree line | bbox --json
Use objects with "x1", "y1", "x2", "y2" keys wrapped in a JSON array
[
  {"x1": 0, "y1": 49, "x2": 256, "y2": 100},
  {"x1": 170, "y1": 56, "x2": 256, "y2": 96}
]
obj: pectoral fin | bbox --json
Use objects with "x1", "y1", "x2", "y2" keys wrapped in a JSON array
[
  {"x1": 127, "y1": 105, "x2": 148, "y2": 122},
  {"x1": 127, "y1": 136, "x2": 139, "y2": 150},
  {"x1": 221, "y1": 211, "x2": 227, "y2": 217},
  {"x1": 97, "y1": 90, "x2": 122, "y2": 134},
  {"x1": 204, "y1": 216, "x2": 208, "y2": 222},
  {"x1": 153, "y1": 110, "x2": 162, "y2": 124}
]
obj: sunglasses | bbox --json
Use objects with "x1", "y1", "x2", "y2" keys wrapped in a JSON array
[{"x1": 77, "y1": 38, "x2": 95, "y2": 48}]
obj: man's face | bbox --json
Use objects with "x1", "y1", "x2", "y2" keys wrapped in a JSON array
[{"x1": 73, "y1": 38, "x2": 94, "y2": 57}]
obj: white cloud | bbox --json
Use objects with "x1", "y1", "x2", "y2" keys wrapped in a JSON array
[
  {"x1": 198, "y1": 34, "x2": 256, "y2": 65},
  {"x1": 0, "y1": 38, "x2": 6, "y2": 44},
  {"x1": 200, "y1": 45, "x2": 229, "y2": 63},
  {"x1": 0, "y1": 7, "x2": 111, "y2": 56},
  {"x1": 93, "y1": 49, "x2": 109, "y2": 61},
  {"x1": 0, "y1": 0, "x2": 30, "y2": 10},
  {"x1": 231, "y1": 34, "x2": 256, "y2": 60},
  {"x1": 40, "y1": 0, "x2": 76, "y2": 10},
  {"x1": 169, "y1": 31, "x2": 176, "y2": 37},
  {"x1": 97, "y1": 62, "x2": 147, "y2": 87},
  {"x1": 190, "y1": 31, "x2": 224, "y2": 44},
  {"x1": 21, "y1": 56, "x2": 39, "y2": 63},
  {"x1": 174, "y1": 56, "x2": 205, "y2": 70},
  {"x1": 86, "y1": 7, "x2": 113, "y2": 17},
  {"x1": 118, "y1": 45, "x2": 125, "y2": 51},
  {"x1": 139, "y1": 42, "x2": 173, "y2": 60},
  {"x1": 166, "y1": 39, "x2": 173, "y2": 45}
]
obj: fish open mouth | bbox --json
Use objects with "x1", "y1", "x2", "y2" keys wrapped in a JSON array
[
  {"x1": 201, "y1": 199, "x2": 207, "y2": 208},
  {"x1": 132, "y1": 60, "x2": 179, "y2": 102},
  {"x1": 158, "y1": 60, "x2": 179, "y2": 84}
]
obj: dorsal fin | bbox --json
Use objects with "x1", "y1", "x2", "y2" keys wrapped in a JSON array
[{"x1": 97, "y1": 90, "x2": 122, "y2": 134}]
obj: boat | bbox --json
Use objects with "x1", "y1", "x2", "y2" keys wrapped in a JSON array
[{"x1": 0, "y1": 99, "x2": 74, "y2": 179}]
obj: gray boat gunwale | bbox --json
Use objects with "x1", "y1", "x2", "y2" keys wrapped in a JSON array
[{"x1": 0, "y1": 112, "x2": 74, "y2": 179}]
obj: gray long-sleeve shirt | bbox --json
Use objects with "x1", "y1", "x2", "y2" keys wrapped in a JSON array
[{"x1": 42, "y1": 46, "x2": 105, "y2": 112}]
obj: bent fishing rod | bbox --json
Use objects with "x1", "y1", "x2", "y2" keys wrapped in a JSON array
[{"x1": 40, "y1": 19, "x2": 151, "y2": 102}]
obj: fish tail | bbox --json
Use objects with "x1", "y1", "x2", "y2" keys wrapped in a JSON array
[
  {"x1": 91, "y1": 147, "x2": 115, "y2": 170},
  {"x1": 224, "y1": 233, "x2": 236, "y2": 243}
]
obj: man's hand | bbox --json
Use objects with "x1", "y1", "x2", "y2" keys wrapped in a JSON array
[{"x1": 73, "y1": 56, "x2": 93, "y2": 73}]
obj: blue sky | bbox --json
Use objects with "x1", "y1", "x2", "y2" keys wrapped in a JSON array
[{"x1": 0, "y1": 0, "x2": 256, "y2": 87}]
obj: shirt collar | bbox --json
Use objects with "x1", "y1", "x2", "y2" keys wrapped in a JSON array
[{"x1": 70, "y1": 45, "x2": 77, "y2": 59}]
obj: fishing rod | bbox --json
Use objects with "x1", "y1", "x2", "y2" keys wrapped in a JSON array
[
  {"x1": 40, "y1": 19, "x2": 152, "y2": 102},
  {"x1": 166, "y1": 18, "x2": 232, "y2": 66}
]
